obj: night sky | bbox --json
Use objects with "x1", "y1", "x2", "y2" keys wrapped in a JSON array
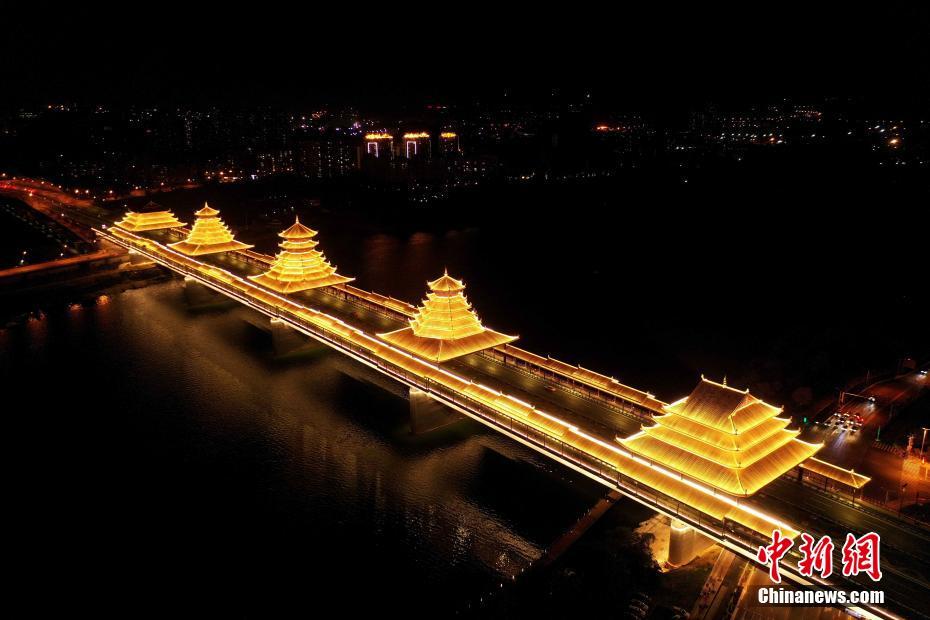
[{"x1": 3, "y1": 4, "x2": 928, "y2": 111}]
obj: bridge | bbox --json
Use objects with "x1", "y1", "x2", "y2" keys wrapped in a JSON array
[{"x1": 79, "y1": 202, "x2": 930, "y2": 620}]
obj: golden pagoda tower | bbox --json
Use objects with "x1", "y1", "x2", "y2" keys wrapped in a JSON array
[
  {"x1": 114, "y1": 201, "x2": 186, "y2": 231},
  {"x1": 620, "y1": 377, "x2": 823, "y2": 497},
  {"x1": 378, "y1": 270, "x2": 517, "y2": 362},
  {"x1": 168, "y1": 203, "x2": 253, "y2": 256},
  {"x1": 249, "y1": 217, "x2": 353, "y2": 293}
]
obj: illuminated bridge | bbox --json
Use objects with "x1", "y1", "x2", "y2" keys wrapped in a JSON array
[{"x1": 89, "y1": 204, "x2": 928, "y2": 620}]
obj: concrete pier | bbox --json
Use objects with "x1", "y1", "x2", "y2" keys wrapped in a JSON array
[
  {"x1": 409, "y1": 387, "x2": 461, "y2": 434},
  {"x1": 269, "y1": 317, "x2": 327, "y2": 356},
  {"x1": 183, "y1": 276, "x2": 235, "y2": 309},
  {"x1": 667, "y1": 518, "x2": 715, "y2": 567}
]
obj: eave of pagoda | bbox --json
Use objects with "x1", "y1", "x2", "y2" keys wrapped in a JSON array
[
  {"x1": 169, "y1": 238, "x2": 254, "y2": 256},
  {"x1": 650, "y1": 412, "x2": 790, "y2": 452},
  {"x1": 621, "y1": 430, "x2": 822, "y2": 496},
  {"x1": 663, "y1": 378, "x2": 783, "y2": 434},
  {"x1": 378, "y1": 326, "x2": 517, "y2": 363},
  {"x1": 115, "y1": 210, "x2": 186, "y2": 231},
  {"x1": 639, "y1": 424, "x2": 801, "y2": 468}
]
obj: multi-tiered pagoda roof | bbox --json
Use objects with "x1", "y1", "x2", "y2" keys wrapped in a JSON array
[
  {"x1": 378, "y1": 270, "x2": 517, "y2": 362},
  {"x1": 114, "y1": 202, "x2": 186, "y2": 231},
  {"x1": 249, "y1": 217, "x2": 353, "y2": 293},
  {"x1": 620, "y1": 377, "x2": 822, "y2": 496},
  {"x1": 168, "y1": 203, "x2": 253, "y2": 256}
]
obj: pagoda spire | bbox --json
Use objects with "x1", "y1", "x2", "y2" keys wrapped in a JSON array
[
  {"x1": 168, "y1": 202, "x2": 253, "y2": 256},
  {"x1": 378, "y1": 270, "x2": 517, "y2": 362},
  {"x1": 248, "y1": 217, "x2": 353, "y2": 293}
]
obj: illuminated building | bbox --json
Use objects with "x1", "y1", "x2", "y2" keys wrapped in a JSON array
[
  {"x1": 402, "y1": 132, "x2": 431, "y2": 160},
  {"x1": 249, "y1": 217, "x2": 353, "y2": 293},
  {"x1": 297, "y1": 135, "x2": 359, "y2": 179},
  {"x1": 256, "y1": 149, "x2": 295, "y2": 176},
  {"x1": 364, "y1": 133, "x2": 394, "y2": 160},
  {"x1": 168, "y1": 203, "x2": 253, "y2": 256},
  {"x1": 378, "y1": 270, "x2": 517, "y2": 362},
  {"x1": 115, "y1": 202, "x2": 185, "y2": 231},
  {"x1": 438, "y1": 131, "x2": 460, "y2": 157},
  {"x1": 620, "y1": 377, "x2": 822, "y2": 497}
]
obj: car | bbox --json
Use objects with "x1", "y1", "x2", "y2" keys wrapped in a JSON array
[{"x1": 919, "y1": 369, "x2": 927, "y2": 376}]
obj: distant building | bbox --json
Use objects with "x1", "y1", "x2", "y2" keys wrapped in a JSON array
[
  {"x1": 363, "y1": 133, "x2": 394, "y2": 160},
  {"x1": 438, "y1": 131, "x2": 460, "y2": 157},
  {"x1": 297, "y1": 134, "x2": 359, "y2": 179},
  {"x1": 402, "y1": 132, "x2": 431, "y2": 160},
  {"x1": 256, "y1": 149, "x2": 295, "y2": 176}
]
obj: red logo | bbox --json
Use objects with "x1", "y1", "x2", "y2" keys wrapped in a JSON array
[
  {"x1": 757, "y1": 529, "x2": 794, "y2": 583},
  {"x1": 757, "y1": 530, "x2": 882, "y2": 583},
  {"x1": 798, "y1": 533, "x2": 834, "y2": 578},
  {"x1": 841, "y1": 532, "x2": 883, "y2": 581}
]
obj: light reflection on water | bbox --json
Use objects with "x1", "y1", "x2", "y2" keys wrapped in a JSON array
[{"x1": 2, "y1": 279, "x2": 601, "y2": 615}]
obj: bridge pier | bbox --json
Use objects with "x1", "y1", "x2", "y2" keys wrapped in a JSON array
[
  {"x1": 231, "y1": 307, "x2": 327, "y2": 357},
  {"x1": 269, "y1": 318, "x2": 327, "y2": 357},
  {"x1": 667, "y1": 518, "x2": 715, "y2": 567},
  {"x1": 126, "y1": 249, "x2": 155, "y2": 266},
  {"x1": 183, "y1": 276, "x2": 236, "y2": 309},
  {"x1": 409, "y1": 387, "x2": 461, "y2": 434}
]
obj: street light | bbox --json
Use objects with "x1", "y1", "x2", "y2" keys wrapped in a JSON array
[{"x1": 921, "y1": 427, "x2": 929, "y2": 461}]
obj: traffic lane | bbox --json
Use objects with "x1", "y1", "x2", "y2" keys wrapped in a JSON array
[
  {"x1": 1, "y1": 189, "x2": 104, "y2": 240},
  {"x1": 854, "y1": 444, "x2": 929, "y2": 504},
  {"x1": 803, "y1": 420, "x2": 872, "y2": 469},
  {"x1": 448, "y1": 352, "x2": 643, "y2": 440},
  {"x1": 804, "y1": 373, "x2": 925, "y2": 468},
  {"x1": 757, "y1": 479, "x2": 930, "y2": 569},
  {"x1": 865, "y1": 373, "x2": 924, "y2": 400}
]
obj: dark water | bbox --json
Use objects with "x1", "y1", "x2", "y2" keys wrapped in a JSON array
[{"x1": 2, "y1": 281, "x2": 604, "y2": 617}]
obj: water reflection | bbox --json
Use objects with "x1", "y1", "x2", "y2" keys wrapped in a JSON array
[{"x1": 3, "y1": 279, "x2": 601, "y2": 615}]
